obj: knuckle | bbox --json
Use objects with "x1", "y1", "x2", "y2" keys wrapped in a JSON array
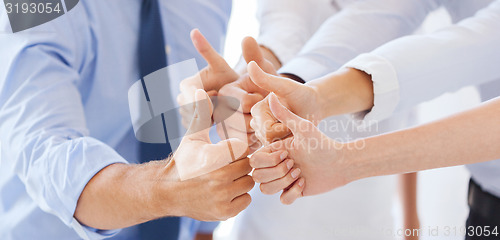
[
  {"x1": 272, "y1": 154, "x2": 283, "y2": 166},
  {"x1": 218, "y1": 84, "x2": 235, "y2": 97},
  {"x1": 279, "y1": 162, "x2": 289, "y2": 176},
  {"x1": 241, "y1": 102, "x2": 254, "y2": 113},
  {"x1": 251, "y1": 171, "x2": 261, "y2": 183}
]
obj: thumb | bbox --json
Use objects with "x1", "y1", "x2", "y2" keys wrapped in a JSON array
[
  {"x1": 242, "y1": 37, "x2": 276, "y2": 74},
  {"x1": 191, "y1": 29, "x2": 231, "y2": 70},
  {"x1": 185, "y1": 89, "x2": 214, "y2": 143},
  {"x1": 242, "y1": 37, "x2": 265, "y2": 66},
  {"x1": 268, "y1": 93, "x2": 310, "y2": 137},
  {"x1": 247, "y1": 61, "x2": 299, "y2": 97}
]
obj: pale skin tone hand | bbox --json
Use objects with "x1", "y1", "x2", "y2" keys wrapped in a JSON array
[
  {"x1": 247, "y1": 62, "x2": 324, "y2": 145},
  {"x1": 177, "y1": 29, "x2": 239, "y2": 128},
  {"x1": 250, "y1": 93, "x2": 350, "y2": 204},
  {"x1": 177, "y1": 30, "x2": 281, "y2": 153},
  {"x1": 216, "y1": 37, "x2": 277, "y2": 153},
  {"x1": 74, "y1": 90, "x2": 254, "y2": 230},
  {"x1": 250, "y1": 64, "x2": 422, "y2": 232},
  {"x1": 253, "y1": 72, "x2": 500, "y2": 203}
]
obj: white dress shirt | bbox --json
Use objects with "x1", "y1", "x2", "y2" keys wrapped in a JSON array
[
  {"x1": 340, "y1": 0, "x2": 500, "y2": 197},
  {"x1": 222, "y1": 1, "x2": 414, "y2": 239}
]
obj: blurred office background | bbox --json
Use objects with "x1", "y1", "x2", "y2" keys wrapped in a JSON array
[{"x1": 218, "y1": 1, "x2": 479, "y2": 239}]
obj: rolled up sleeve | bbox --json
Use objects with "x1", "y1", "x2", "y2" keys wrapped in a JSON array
[
  {"x1": 280, "y1": 0, "x2": 439, "y2": 82},
  {"x1": 0, "y1": 22, "x2": 126, "y2": 239},
  {"x1": 343, "y1": 0, "x2": 500, "y2": 124}
]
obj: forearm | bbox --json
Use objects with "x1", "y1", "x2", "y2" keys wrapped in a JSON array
[
  {"x1": 399, "y1": 173, "x2": 419, "y2": 232},
  {"x1": 346, "y1": 97, "x2": 500, "y2": 180},
  {"x1": 74, "y1": 161, "x2": 173, "y2": 230},
  {"x1": 343, "y1": 1, "x2": 500, "y2": 119}
]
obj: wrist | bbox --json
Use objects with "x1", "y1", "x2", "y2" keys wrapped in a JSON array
[
  {"x1": 147, "y1": 159, "x2": 185, "y2": 218},
  {"x1": 339, "y1": 140, "x2": 370, "y2": 184},
  {"x1": 308, "y1": 68, "x2": 374, "y2": 118}
]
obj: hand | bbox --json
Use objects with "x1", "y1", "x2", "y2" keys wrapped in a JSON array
[
  {"x1": 215, "y1": 37, "x2": 277, "y2": 153},
  {"x1": 247, "y1": 62, "x2": 323, "y2": 145},
  {"x1": 165, "y1": 89, "x2": 254, "y2": 221},
  {"x1": 250, "y1": 93, "x2": 351, "y2": 204},
  {"x1": 177, "y1": 29, "x2": 239, "y2": 128},
  {"x1": 74, "y1": 91, "x2": 253, "y2": 229}
]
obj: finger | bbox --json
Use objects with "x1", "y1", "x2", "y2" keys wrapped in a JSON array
[
  {"x1": 249, "y1": 148, "x2": 287, "y2": 169},
  {"x1": 230, "y1": 175, "x2": 255, "y2": 199},
  {"x1": 228, "y1": 193, "x2": 252, "y2": 217},
  {"x1": 250, "y1": 100, "x2": 291, "y2": 143},
  {"x1": 252, "y1": 159, "x2": 294, "y2": 183},
  {"x1": 219, "y1": 85, "x2": 264, "y2": 113},
  {"x1": 260, "y1": 168, "x2": 301, "y2": 195},
  {"x1": 280, "y1": 178, "x2": 305, "y2": 205},
  {"x1": 213, "y1": 137, "x2": 249, "y2": 161},
  {"x1": 191, "y1": 29, "x2": 230, "y2": 69},
  {"x1": 185, "y1": 89, "x2": 214, "y2": 142},
  {"x1": 260, "y1": 120, "x2": 292, "y2": 143},
  {"x1": 242, "y1": 37, "x2": 265, "y2": 65},
  {"x1": 218, "y1": 157, "x2": 252, "y2": 181},
  {"x1": 268, "y1": 93, "x2": 313, "y2": 137},
  {"x1": 247, "y1": 61, "x2": 300, "y2": 97},
  {"x1": 241, "y1": 37, "x2": 277, "y2": 75},
  {"x1": 249, "y1": 141, "x2": 262, "y2": 154},
  {"x1": 221, "y1": 112, "x2": 253, "y2": 133}
]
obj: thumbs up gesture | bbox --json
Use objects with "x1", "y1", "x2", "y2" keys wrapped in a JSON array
[
  {"x1": 247, "y1": 62, "x2": 323, "y2": 145},
  {"x1": 216, "y1": 37, "x2": 277, "y2": 153},
  {"x1": 177, "y1": 29, "x2": 239, "y2": 128},
  {"x1": 250, "y1": 93, "x2": 349, "y2": 205},
  {"x1": 174, "y1": 89, "x2": 249, "y2": 180}
]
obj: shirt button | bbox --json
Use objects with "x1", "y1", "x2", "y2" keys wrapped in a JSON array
[{"x1": 165, "y1": 45, "x2": 171, "y2": 55}]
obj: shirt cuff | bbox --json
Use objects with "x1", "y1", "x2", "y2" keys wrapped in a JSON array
[
  {"x1": 342, "y1": 53, "x2": 400, "y2": 128},
  {"x1": 71, "y1": 219, "x2": 121, "y2": 240},
  {"x1": 278, "y1": 57, "x2": 332, "y2": 82}
]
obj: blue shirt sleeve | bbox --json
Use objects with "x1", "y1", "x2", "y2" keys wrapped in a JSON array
[
  {"x1": 197, "y1": 221, "x2": 220, "y2": 234},
  {"x1": 0, "y1": 12, "x2": 127, "y2": 240}
]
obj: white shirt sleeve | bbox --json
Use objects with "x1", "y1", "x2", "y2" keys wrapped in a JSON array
[
  {"x1": 345, "y1": 0, "x2": 500, "y2": 125},
  {"x1": 280, "y1": 0, "x2": 440, "y2": 81},
  {"x1": 256, "y1": 0, "x2": 337, "y2": 65}
]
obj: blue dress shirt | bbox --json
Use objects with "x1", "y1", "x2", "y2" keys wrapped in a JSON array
[{"x1": 0, "y1": 0, "x2": 231, "y2": 239}]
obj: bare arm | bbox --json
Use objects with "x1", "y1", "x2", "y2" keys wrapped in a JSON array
[
  {"x1": 250, "y1": 92, "x2": 500, "y2": 204},
  {"x1": 399, "y1": 173, "x2": 420, "y2": 240},
  {"x1": 348, "y1": 97, "x2": 500, "y2": 180},
  {"x1": 75, "y1": 90, "x2": 254, "y2": 230}
]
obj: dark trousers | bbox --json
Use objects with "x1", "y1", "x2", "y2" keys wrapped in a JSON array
[{"x1": 465, "y1": 179, "x2": 500, "y2": 240}]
